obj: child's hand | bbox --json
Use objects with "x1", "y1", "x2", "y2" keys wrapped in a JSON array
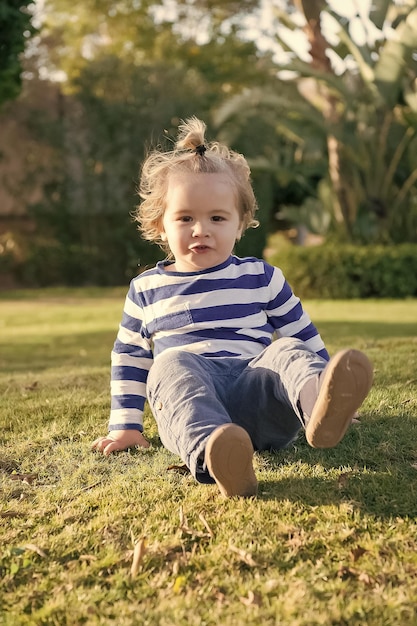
[{"x1": 91, "y1": 430, "x2": 150, "y2": 456}]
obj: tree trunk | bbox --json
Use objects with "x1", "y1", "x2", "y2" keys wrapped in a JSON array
[{"x1": 294, "y1": 0, "x2": 355, "y2": 237}]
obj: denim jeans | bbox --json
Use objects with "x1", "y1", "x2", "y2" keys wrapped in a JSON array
[{"x1": 146, "y1": 337, "x2": 327, "y2": 483}]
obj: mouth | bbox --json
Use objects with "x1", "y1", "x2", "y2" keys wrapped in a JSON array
[{"x1": 190, "y1": 245, "x2": 211, "y2": 253}]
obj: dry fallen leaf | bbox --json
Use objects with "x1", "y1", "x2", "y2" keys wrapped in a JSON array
[
  {"x1": 350, "y1": 545, "x2": 367, "y2": 562},
  {"x1": 358, "y1": 571, "x2": 375, "y2": 585},
  {"x1": 130, "y1": 537, "x2": 147, "y2": 578},
  {"x1": 81, "y1": 480, "x2": 102, "y2": 492},
  {"x1": 24, "y1": 544, "x2": 47, "y2": 558},
  {"x1": 79, "y1": 554, "x2": 97, "y2": 562},
  {"x1": 337, "y1": 563, "x2": 374, "y2": 586},
  {"x1": 178, "y1": 507, "x2": 212, "y2": 540},
  {"x1": 229, "y1": 544, "x2": 258, "y2": 567},
  {"x1": 337, "y1": 473, "x2": 350, "y2": 489},
  {"x1": 9, "y1": 473, "x2": 37, "y2": 485},
  {"x1": 166, "y1": 464, "x2": 190, "y2": 474},
  {"x1": 239, "y1": 590, "x2": 262, "y2": 607},
  {"x1": 0, "y1": 511, "x2": 26, "y2": 519},
  {"x1": 24, "y1": 381, "x2": 38, "y2": 391},
  {"x1": 198, "y1": 512, "x2": 214, "y2": 538}
]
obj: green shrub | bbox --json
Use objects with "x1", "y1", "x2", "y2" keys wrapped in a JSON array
[
  {"x1": 268, "y1": 244, "x2": 417, "y2": 298},
  {"x1": 14, "y1": 239, "x2": 163, "y2": 287},
  {"x1": 15, "y1": 242, "x2": 98, "y2": 286}
]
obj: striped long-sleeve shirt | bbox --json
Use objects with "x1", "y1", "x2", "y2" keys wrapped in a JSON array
[{"x1": 109, "y1": 255, "x2": 329, "y2": 432}]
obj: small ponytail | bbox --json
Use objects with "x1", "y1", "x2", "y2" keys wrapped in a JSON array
[
  {"x1": 194, "y1": 144, "x2": 207, "y2": 156},
  {"x1": 176, "y1": 116, "x2": 207, "y2": 153}
]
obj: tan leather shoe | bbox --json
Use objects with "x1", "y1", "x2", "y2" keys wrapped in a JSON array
[
  {"x1": 306, "y1": 349, "x2": 373, "y2": 448},
  {"x1": 205, "y1": 424, "x2": 258, "y2": 497}
]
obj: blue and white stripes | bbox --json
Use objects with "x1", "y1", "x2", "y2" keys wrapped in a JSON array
[{"x1": 109, "y1": 255, "x2": 328, "y2": 432}]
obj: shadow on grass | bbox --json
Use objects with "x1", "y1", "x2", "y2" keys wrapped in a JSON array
[
  {"x1": 128, "y1": 415, "x2": 417, "y2": 519},
  {"x1": 257, "y1": 415, "x2": 417, "y2": 518}
]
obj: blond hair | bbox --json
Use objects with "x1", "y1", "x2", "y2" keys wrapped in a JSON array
[{"x1": 134, "y1": 117, "x2": 259, "y2": 252}]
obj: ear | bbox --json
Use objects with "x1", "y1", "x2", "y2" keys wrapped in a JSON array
[
  {"x1": 158, "y1": 216, "x2": 167, "y2": 241},
  {"x1": 236, "y1": 223, "x2": 244, "y2": 241}
]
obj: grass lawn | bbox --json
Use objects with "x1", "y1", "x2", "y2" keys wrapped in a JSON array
[{"x1": 1, "y1": 289, "x2": 417, "y2": 625}]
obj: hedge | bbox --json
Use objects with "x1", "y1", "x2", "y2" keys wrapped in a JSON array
[{"x1": 268, "y1": 244, "x2": 417, "y2": 299}]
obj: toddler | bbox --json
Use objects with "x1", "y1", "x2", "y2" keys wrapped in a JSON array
[{"x1": 92, "y1": 117, "x2": 373, "y2": 497}]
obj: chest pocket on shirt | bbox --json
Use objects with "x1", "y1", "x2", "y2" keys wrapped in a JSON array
[{"x1": 152, "y1": 306, "x2": 193, "y2": 333}]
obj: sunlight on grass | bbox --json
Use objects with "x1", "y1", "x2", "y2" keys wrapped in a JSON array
[{"x1": 1, "y1": 290, "x2": 417, "y2": 625}]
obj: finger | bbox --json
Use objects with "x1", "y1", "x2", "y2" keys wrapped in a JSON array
[
  {"x1": 93, "y1": 438, "x2": 112, "y2": 452},
  {"x1": 91, "y1": 437, "x2": 105, "y2": 450}
]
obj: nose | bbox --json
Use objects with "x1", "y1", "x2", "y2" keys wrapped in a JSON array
[{"x1": 192, "y1": 221, "x2": 209, "y2": 237}]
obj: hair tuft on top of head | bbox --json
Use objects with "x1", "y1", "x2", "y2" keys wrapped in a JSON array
[{"x1": 176, "y1": 117, "x2": 207, "y2": 152}]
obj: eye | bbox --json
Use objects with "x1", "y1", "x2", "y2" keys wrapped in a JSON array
[
  {"x1": 211, "y1": 215, "x2": 225, "y2": 222},
  {"x1": 178, "y1": 215, "x2": 192, "y2": 222}
]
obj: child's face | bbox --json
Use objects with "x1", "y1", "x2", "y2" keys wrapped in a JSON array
[{"x1": 160, "y1": 173, "x2": 243, "y2": 273}]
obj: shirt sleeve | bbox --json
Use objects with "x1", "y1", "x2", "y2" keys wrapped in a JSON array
[
  {"x1": 265, "y1": 265, "x2": 329, "y2": 361},
  {"x1": 109, "y1": 282, "x2": 154, "y2": 432}
]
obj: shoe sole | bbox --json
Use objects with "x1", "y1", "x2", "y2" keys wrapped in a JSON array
[
  {"x1": 205, "y1": 424, "x2": 258, "y2": 497},
  {"x1": 306, "y1": 349, "x2": 373, "y2": 448}
]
